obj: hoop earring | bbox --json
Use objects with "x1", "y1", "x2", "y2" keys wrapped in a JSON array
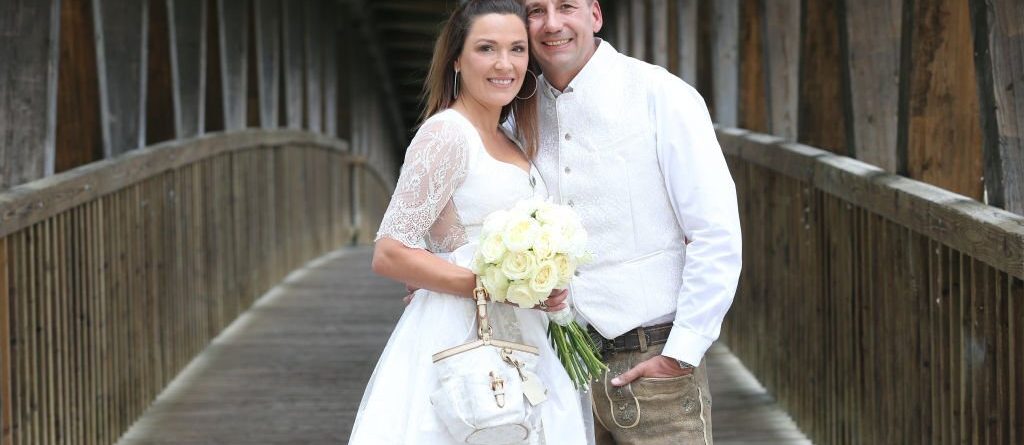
[
  {"x1": 453, "y1": 70, "x2": 460, "y2": 98},
  {"x1": 516, "y1": 70, "x2": 538, "y2": 100}
]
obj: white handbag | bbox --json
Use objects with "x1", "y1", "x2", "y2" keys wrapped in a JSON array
[{"x1": 429, "y1": 286, "x2": 546, "y2": 445}]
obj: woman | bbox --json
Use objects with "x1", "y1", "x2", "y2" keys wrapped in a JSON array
[{"x1": 348, "y1": 1, "x2": 587, "y2": 444}]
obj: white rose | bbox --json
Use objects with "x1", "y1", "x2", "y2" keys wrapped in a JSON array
[
  {"x1": 502, "y1": 215, "x2": 541, "y2": 253},
  {"x1": 500, "y1": 250, "x2": 538, "y2": 280},
  {"x1": 513, "y1": 199, "x2": 543, "y2": 217},
  {"x1": 567, "y1": 224, "x2": 588, "y2": 256},
  {"x1": 482, "y1": 209, "x2": 511, "y2": 236},
  {"x1": 529, "y1": 259, "x2": 560, "y2": 296},
  {"x1": 533, "y1": 201, "x2": 559, "y2": 224},
  {"x1": 532, "y1": 225, "x2": 559, "y2": 259},
  {"x1": 506, "y1": 281, "x2": 541, "y2": 308},
  {"x1": 535, "y1": 203, "x2": 571, "y2": 225},
  {"x1": 480, "y1": 265, "x2": 510, "y2": 302},
  {"x1": 470, "y1": 252, "x2": 485, "y2": 274},
  {"x1": 552, "y1": 253, "x2": 575, "y2": 287},
  {"x1": 480, "y1": 232, "x2": 507, "y2": 263}
]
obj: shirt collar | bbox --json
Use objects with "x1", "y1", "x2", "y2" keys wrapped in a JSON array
[{"x1": 540, "y1": 38, "x2": 618, "y2": 99}]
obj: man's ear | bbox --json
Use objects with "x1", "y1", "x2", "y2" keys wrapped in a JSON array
[{"x1": 591, "y1": 0, "x2": 604, "y2": 33}]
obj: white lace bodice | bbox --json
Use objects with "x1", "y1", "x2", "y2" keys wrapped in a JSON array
[{"x1": 376, "y1": 109, "x2": 546, "y2": 253}]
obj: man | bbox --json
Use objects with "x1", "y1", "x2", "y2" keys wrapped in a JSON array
[{"x1": 522, "y1": 0, "x2": 743, "y2": 443}]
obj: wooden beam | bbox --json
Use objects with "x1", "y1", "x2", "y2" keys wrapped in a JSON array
[
  {"x1": 370, "y1": 0, "x2": 448, "y2": 15},
  {"x1": 738, "y1": 0, "x2": 767, "y2": 132},
  {"x1": 217, "y1": 0, "x2": 249, "y2": 131},
  {"x1": 323, "y1": 0, "x2": 338, "y2": 137},
  {"x1": 845, "y1": 0, "x2": 902, "y2": 171},
  {"x1": 0, "y1": 237, "x2": 9, "y2": 445},
  {"x1": 93, "y1": 0, "x2": 148, "y2": 157},
  {"x1": 282, "y1": 0, "x2": 304, "y2": 129},
  {"x1": 798, "y1": 0, "x2": 847, "y2": 154},
  {"x1": 350, "y1": 0, "x2": 412, "y2": 144},
  {"x1": 146, "y1": 0, "x2": 176, "y2": 145},
  {"x1": 375, "y1": 21, "x2": 441, "y2": 36},
  {"x1": 902, "y1": 0, "x2": 983, "y2": 199},
  {"x1": 762, "y1": 0, "x2": 800, "y2": 140},
  {"x1": 304, "y1": 0, "x2": 323, "y2": 133},
  {"x1": 336, "y1": 7, "x2": 352, "y2": 140},
  {"x1": 676, "y1": 0, "x2": 698, "y2": 84},
  {"x1": 630, "y1": 0, "x2": 647, "y2": 61},
  {"x1": 56, "y1": 0, "x2": 103, "y2": 173},
  {"x1": 710, "y1": 0, "x2": 739, "y2": 126},
  {"x1": 971, "y1": 0, "x2": 1024, "y2": 215},
  {"x1": 614, "y1": 0, "x2": 630, "y2": 53},
  {"x1": 651, "y1": 0, "x2": 669, "y2": 68},
  {"x1": 0, "y1": 0, "x2": 61, "y2": 188},
  {"x1": 168, "y1": 0, "x2": 207, "y2": 137},
  {"x1": 253, "y1": 0, "x2": 280, "y2": 129}
]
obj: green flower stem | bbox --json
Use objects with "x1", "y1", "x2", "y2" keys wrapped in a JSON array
[{"x1": 548, "y1": 321, "x2": 609, "y2": 389}]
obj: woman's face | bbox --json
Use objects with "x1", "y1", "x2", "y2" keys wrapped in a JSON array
[{"x1": 455, "y1": 13, "x2": 529, "y2": 110}]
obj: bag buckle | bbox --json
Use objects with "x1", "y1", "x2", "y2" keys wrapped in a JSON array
[{"x1": 489, "y1": 371, "x2": 506, "y2": 408}]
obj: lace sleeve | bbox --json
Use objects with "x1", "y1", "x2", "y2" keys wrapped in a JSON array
[{"x1": 375, "y1": 116, "x2": 470, "y2": 249}]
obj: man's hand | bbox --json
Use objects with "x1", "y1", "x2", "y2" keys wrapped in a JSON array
[
  {"x1": 534, "y1": 289, "x2": 568, "y2": 312},
  {"x1": 610, "y1": 355, "x2": 693, "y2": 386}
]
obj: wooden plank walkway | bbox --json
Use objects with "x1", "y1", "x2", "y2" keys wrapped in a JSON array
[{"x1": 117, "y1": 247, "x2": 810, "y2": 444}]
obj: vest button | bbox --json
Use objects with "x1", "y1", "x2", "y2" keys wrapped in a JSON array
[{"x1": 564, "y1": 133, "x2": 572, "y2": 141}]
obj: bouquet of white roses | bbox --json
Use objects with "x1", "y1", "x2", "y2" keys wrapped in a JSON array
[{"x1": 470, "y1": 198, "x2": 606, "y2": 389}]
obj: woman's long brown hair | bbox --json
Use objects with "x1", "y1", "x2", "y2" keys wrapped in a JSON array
[{"x1": 420, "y1": 0, "x2": 540, "y2": 159}]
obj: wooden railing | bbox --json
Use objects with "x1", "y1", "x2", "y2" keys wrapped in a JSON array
[
  {"x1": 0, "y1": 130, "x2": 391, "y2": 445},
  {"x1": 718, "y1": 127, "x2": 1024, "y2": 444}
]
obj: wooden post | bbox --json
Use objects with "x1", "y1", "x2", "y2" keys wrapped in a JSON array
[
  {"x1": 282, "y1": 0, "x2": 304, "y2": 129},
  {"x1": 613, "y1": 0, "x2": 630, "y2": 54},
  {"x1": 0, "y1": 237, "x2": 10, "y2": 445},
  {"x1": 798, "y1": 0, "x2": 848, "y2": 154},
  {"x1": 845, "y1": 0, "x2": 902, "y2": 171},
  {"x1": 93, "y1": 0, "x2": 148, "y2": 157},
  {"x1": 901, "y1": 0, "x2": 983, "y2": 199},
  {"x1": 762, "y1": 0, "x2": 800, "y2": 140},
  {"x1": 56, "y1": 0, "x2": 103, "y2": 173},
  {"x1": 676, "y1": 0, "x2": 698, "y2": 85},
  {"x1": 710, "y1": 0, "x2": 739, "y2": 126},
  {"x1": 168, "y1": 0, "x2": 208, "y2": 138},
  {"x1": 304, "y1": 0, "x2": 323, "y2": 133},
  {"x1": 738, "y1": 0, "x2": 767, "y2": 132},
  {"x1": 217, "y1": 0, "x2": 249, "y2": 131},
  {"x1": 630, "y1": 0, "x2": 647, "y2": 61},
  {"x1": 254, "y1": 0, "x2": 280, "y2": 129},
  {"x1": 651, "y1": 0, "x2": 669, "y2": 68},
  {"x1": 323, "y1": 4, "x2": 338, "y2": 138},
  {"x1": 971, "y1": 0, "x2": 1024, "y2": 215},
  {"x1": 0, "y1": 0, "x2": 61, "y2": 188},
  {"x1": 146, "y1": 0, "x2": 176, "y2": 145}
]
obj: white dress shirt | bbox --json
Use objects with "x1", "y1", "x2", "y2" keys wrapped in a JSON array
[{"x1": 533, "y1": 40, "x2": 743, "y2": 365}]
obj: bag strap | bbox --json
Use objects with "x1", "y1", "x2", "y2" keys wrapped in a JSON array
[{"x1": 473, "y1": 280, "x2": 493, "y2": 341}]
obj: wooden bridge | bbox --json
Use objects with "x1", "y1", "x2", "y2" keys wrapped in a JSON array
[{"x1": 1, "y1": 1, "x2": 1022, "y2": 444}]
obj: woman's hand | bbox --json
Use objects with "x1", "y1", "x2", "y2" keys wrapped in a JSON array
[{"x1": 533, "y1": 289, "x2": 569, "y2": 312}]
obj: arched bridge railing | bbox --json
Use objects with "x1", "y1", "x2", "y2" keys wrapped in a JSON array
[
  {"x1": 0, "y1": 130, "x2": 392, "y2": 445},
  {"x1": 719, "y1": 127, "x2": 1024, "y2": 444}
]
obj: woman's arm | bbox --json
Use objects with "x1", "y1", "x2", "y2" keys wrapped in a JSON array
[{"x1": 372, "y1": 238, "x2": 477, "y2": 298}]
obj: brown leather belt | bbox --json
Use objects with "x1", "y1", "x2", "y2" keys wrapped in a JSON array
[{"x1": 587, "y1": 322, "x2": 673, "y2": 356}]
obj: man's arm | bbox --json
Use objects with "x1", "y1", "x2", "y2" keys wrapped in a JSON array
[{"x1": 655, "y1": 77, "x2": 744, "y2": 366}]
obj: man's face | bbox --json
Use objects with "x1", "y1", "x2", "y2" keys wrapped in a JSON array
[{"x1": 523, "y1": 0, "x2": 603, "y2": 80}]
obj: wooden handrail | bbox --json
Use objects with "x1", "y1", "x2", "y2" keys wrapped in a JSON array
[
  {"x1": 718, "y1": 127, "x2": 1024, "y2": 279},
  {"x1": 0, "y1": 130, "x2": 355, "y2": 238}
]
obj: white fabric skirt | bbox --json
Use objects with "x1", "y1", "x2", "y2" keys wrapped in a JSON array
[{"x1": 348, "y1": 256, "x2": 588, "y2": 444}]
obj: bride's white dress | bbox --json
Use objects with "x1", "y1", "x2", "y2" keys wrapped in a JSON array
[{"x1": 348, "y1": 109, "x2": 588, "y2": 444}]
